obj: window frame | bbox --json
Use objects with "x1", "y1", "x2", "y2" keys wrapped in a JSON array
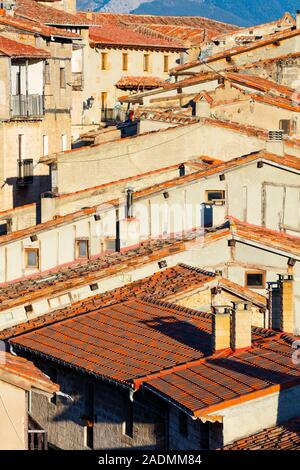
[
  {"x1": 163, "y1": 55, "x2": 169, "y2": 73},
  {"x1": 245, "y1": 270, "x2": 266, "y2": 289},
  {"x1": 205, "y1": 190, "x2": 226, "y2": 203},
  {"x1": 101, "y1": 52, "x2": 109, "y2": 71},
  {"x1": 143, "y1": 53, "x2": 150, "y2": 72},
  {"x1": 75, "y1": 239, "x2": 89, "y2": 259},
  {"x1": 59, "y1": 65, "x2": 66, "y2": 89},
  {"x1": 122, "y1": 52, "x2": 128, "y2": 71},
  {"x1": 25, "y1": 247, "x2": 39, "y2": 269}
]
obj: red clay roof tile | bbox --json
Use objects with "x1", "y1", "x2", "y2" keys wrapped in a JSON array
[
  {"x1": 0, "y1": 351, "x2": 58, "y2": 393},
  {"x1": 223, "y1": 417, "x2": 300, "y2": 450},
  {"x1": 0, "y1": 34, "x2": 50, "y2": 57}
]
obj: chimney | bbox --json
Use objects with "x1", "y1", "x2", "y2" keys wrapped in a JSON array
[
  {"x1": 231, "y1": 302, "x2": 252, "y2": 351},
  {"x1": 211, "y1": 306, "x2": 231, "y2": 353},
  {"x1": 278, "y1": 274, "x2": 294, "y2": 333},
  {"x1": 297, "y1": 10, "x2": 300, "y2": 29}
]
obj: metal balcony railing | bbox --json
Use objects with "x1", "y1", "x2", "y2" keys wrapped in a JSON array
[
  {"x1": 17, "y1": 158, "x2": 33, "y2": 186},
  {"x1": 101, "y1": 108, "x2": 128, "y2": 123},
  {"x1": 28, "y1": 415, "x2": 48, "y2": 450},
  {"x1": 11, "y1": 94, "x2": 44, "y2": 118}
]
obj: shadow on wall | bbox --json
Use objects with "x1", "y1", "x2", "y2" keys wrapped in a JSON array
[
  {"x1": 6, "y1": 175, "x2": 51, "y2": 222},
  {"x1": 209, "y1": 353, "x2": 300, "y2": 440}
]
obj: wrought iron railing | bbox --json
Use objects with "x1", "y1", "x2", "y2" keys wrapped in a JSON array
[
  {"x1": 101, "y1": 108, "x2": 128, "y2": 122},
  {"x1": 11, "y1": 94, "x2": 44, "y2": 118},
  {"x1": 28, "y1": 415, "x2": 48, "y2": 450}
]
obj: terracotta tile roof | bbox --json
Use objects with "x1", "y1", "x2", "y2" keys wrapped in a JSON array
[
  {"x1": 116, "y1": 76, "x2": 167, "y2": 90},
  {"x1": 171, "y1": 27, "x2": 300, "y2": 74},
  {"x1": 1, "y1": 149, "x2": 299, "y2": 248},
  {"x1": 0, "y1": 351, "x2": 58, "y2": 393},
  {"x1": 133, "y1": 108, "x2": 200, "y2": 124},
  {"x1": 224, "y1": 72, "x2": 297, "y2": 99},
  {"x1": 223, "y1": 417, "x2": 300, "y2": 450},
  {"x1": 136, "y1": 24, "x2": 206, "y2": 46},
  {"x1": 212, "y1": 12, "x2": 296, "y2": 42},
  {"x1": 140, "y1": 332, "x2": 300, "y2": 416},
  {"x1": 252, "y1": 93, "x2": 300, "y2": 112},
  {"x1": 89, "y1": 25, "x2": 186, "y2": 50},
  {"x1": 0, "y1": 34, "x2": 50, "y2": 58},
  {"x1": 217, "y1": 278, "x2": 267, "y2": 308},
  {"x1": 0, "y1": 232, "x2": 221, "y2": 318},
  {"x1": 15, "y1": 0, "x2": 91, "y2": 27},
  {"x1": 120, "y1": 71, "x2": 219, "y2": 103},
  {"x1": 231, "y1": 217, "x2": 300, "y2": 257},
  {"x1": 10, "y1": 296, "x2": 300, "y2": 416},
  {"x1": 10, "y1": 298, "x2": 214, "y2": 383},
  {"x1": 77, "y1": 11, "x2": 237, "y2": 33},
  {"x1": 0, "y1": 12, "x2": 80, "y2": 38}
]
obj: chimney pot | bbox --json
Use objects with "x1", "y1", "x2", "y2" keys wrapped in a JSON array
[
  {"x1": 212, "y1": 307, "x2": 231, "y2": 353},
  {"x1": 231, "y1": 302, "x2": 252, "y2": 350}
]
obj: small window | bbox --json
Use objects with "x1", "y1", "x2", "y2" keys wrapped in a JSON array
[
  {"x1": 101, "y1": 91, "x2": 108, "y2": 110},
  {"x1": 25, "y1": 248, "x2": 39, "y2": 268},
  {"x1": 101, "y1": 52, "x2": 108, "y2": 70},
  {"x1": 45, "y1": 61, "x2": 50, "y2": 85},
  {"x1": 60, "y1": 66, "x2": 66, "y2": 88},
  {"x1": 164, "y1": 55, "x2": 169, "y2": 72},
  {"x1": 76, "y1": 239, "x2": 89, "y2": 258},
  {"x1": 245, "y1": 271, "x2": 265, "y2": 288},
  {"x1": 279, "y1": 119, "x2": 291, "y2": 135},
  {"x1": 143, "y1": 54, "x2": 150, "y2": 72},
  {"x1": 122, "y1": 52, "x2": 128, "y2": 71},
  {"x1": 178, "y1": 411, "x2": 188, "y2": 437},
  {"x1": 206, "y1": 190, "x2": 225, "y2": 203}
]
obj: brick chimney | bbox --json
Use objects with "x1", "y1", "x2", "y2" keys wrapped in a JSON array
[
  {"x1": 231, "y1": 302, "x2": 252, "y2": 351},
  {"x1": 211, "y1": 306, "x2": 231, "y2": 353}
]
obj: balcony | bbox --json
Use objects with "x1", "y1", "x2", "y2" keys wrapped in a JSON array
[
  {"x1": 101, "y1": 108, "x2": 128, "y2": 123},
  {"x1": 28, "y1": 415, "x2": 48, "y2": 450},
  {"x1": 72, "y1": 72, "x2": 84, "y2": 91},
  {"x1": 17, "y1": 159, "x2": 34, "y2": 186},
  {"x1": 11, "y1": 94, "x2": 44, "y2": 119}
]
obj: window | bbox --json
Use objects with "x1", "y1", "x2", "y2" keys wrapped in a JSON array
[
  {"x1": 123, "y1": 399, "x2": 133, "y2": 438},
  {"x1": 279, "y1": 119, "x2": 291, "y2": 135},
  {"x1": 205, "y1": 190, "x2": 225, "y2": 203},
  {"x1": 61, "y1": 134, "x2": 67, "y2": 152},
  {"x1": 101, "y1": 52, "x2": 108, "y2": 70},
  {"x1": 122, "y1": 52, "x2": 128, "y2": 71},
  {"x1": 25, "y1": 248, "x2": 39, "y2": 268},
  {"x1": 45, "y1": 61, "x2": 50, "y2": 85},
  {"x1": 143, "y1": 54, "x2": 150, "y2": 72},
  {"x1": 60, "y1": 65, "x2": 66, "y2": 88},
  {"x1": 163, "y1": 55, "x2": 169, "y2": 72},
  {"x1": 76, "y1": 239, "x2": 89, "y2": 258},
  {"x1": 101, "y1": 91, "x2": 108, "y2": 110},
  {"x1": 178, "y1": 411, "x2": 188, "y2": 437},
  {"x1": 43, "y1": 135, "x2": 49, "y2": 156},
  {"x1": 245, "y1": 271, "x2": 266, "y2": 288}
]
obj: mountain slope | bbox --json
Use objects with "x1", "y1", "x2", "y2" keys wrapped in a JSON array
[{"x1": 82, "y1": 0, "x2": 298, "y2": 27}]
